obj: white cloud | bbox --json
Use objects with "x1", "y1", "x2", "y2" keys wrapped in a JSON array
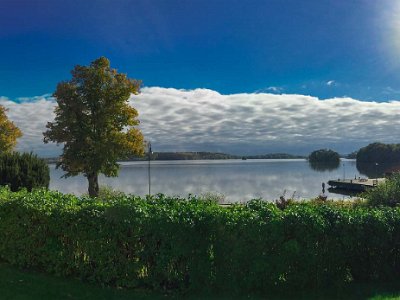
[
  {"x1": 1, "y1": 87, "x2": 400, "y2": 156},
  {"x1": 256, "y1": 86, "x2": 284, "y2": 93},
  {"x1": 266, "y1": 86, "x2": 283, "y2": 93},
  {"x1": 326, "y1": 80, "x2": 335, "y2": 86},
  {"x1": 0, "y1": 95, "x2": 58, "y2": 156}
]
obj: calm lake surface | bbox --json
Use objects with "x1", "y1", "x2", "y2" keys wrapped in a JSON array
[{"x1": 49, "y1": 159, "x2": 362, "y2": 202}]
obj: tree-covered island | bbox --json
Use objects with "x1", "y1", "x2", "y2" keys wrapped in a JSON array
[{"x1": 308, "y1": 149, "x2": 340, "y2": 163}]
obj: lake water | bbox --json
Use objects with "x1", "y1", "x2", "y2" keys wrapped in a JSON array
[{"x1": 49, "y1": 159, "x2": 363, "y2": 202}]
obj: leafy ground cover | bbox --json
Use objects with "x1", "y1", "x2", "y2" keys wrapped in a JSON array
[{"x1": 1, "y1": 263, "x2": 400, "y2": 300}]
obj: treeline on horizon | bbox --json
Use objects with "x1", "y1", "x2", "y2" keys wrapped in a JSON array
[
  {"x1": 44, "y1": 152, "x2": 306, "y2": 163},
  {"x1": 42, "y1": 142, "x2": 400, "y2": 164},
  {"x1": 301, "y1": 143, "x2": 400, "y2": 177},
  {"x1": 145, "y1": 152, "x2": 306, "y2": 161}
]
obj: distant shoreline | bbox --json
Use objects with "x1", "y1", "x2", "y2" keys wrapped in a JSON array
[{"x1": 43, "y1": 152, "x2": 306, "y2": 164}]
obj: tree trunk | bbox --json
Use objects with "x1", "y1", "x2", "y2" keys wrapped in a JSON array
[{"x1": 87, "y1": 172, "x2": 99, "y2": 198}]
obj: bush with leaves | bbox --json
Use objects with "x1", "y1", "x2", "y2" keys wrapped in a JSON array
[
  {"x1": 363, "y1": 173, "x2": 400, "y2": 207},
  {"x1": 0, "y1": 152, "x2": 50, "y2": 191},
  {"x1": 0, "y1": 105, "x2": 22, "y2": 153},
  {"x1": 1, "y1": 189, "x2": 400, "y2": 296}
]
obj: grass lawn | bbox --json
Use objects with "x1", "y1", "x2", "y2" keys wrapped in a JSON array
[
  {"x1": 1, "y1": 263, "x2": 400, "y2": 300},
  {"x1": 0, "y1": 263, "x2": 163, "y2": 300}
]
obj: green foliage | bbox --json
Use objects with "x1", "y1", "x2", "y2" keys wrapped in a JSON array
[
  {"x1": 43, "y1": 57, "x2": 145, "y2": 197},
  {"x1": 198, "y1": 191, "x2": 226, "y2": 203},
  {"x1": 308, "y1": 149, "x2": 340, "y2": 171},
  {"x1": 1, "y1": 188, "x2": 400, "y2": 296},
  {"x1": 363, "y1": 174, "x2": 400, "y2": 207},
  {"x1": 96, "y1": 185, "x2": 126, "y2": 201},
  {"x1": 308, "y1": 149, "x2": 340, "y2": 163},
  {"x1": 357, "y1": 142, "x2": 400, "y2": 164},
  {"x1": 275, "y1": 192, "x2": 296, "y2": 210},
  {"x1": 356, "y1": 142, "x2": 400, "y2": 177},
  {"x1": 0, "y1": 152, "x2": 49, "y2": 191},
  {"x1": 0, "y1": 105, "x2": 22, "y2": 153}
]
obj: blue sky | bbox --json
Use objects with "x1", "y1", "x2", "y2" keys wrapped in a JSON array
[
  {"x1": 1, "y1": 0, "x2": 400, "y2": 155},
  {"x1": 2, "y1": 0, "x2": 399, "y2": 100}
]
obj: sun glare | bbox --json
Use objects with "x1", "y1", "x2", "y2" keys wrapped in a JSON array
[{"x1": 381, "y1": 1, "x2": 400, "y2": 65}]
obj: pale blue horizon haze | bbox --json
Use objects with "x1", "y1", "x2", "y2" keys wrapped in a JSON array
[{"x1": 1, "y1": 0, "x2": 400, "y2": 156}]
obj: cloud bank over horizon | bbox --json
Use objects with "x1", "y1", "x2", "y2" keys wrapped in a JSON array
[{"x1": 1, "y1": 87, "x2": 400, "y2": 157}]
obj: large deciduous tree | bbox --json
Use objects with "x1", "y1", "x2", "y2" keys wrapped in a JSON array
[
  {"x1": 0, "y1": 105, "x2": 22, "y2": 153},
  {"x1": 43, "y1": 57, "x2": 145, "y2": 197}
]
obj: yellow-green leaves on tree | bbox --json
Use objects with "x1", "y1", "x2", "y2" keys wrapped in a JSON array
[
  {"x1": 0, "y1": 105, "x2": 22, "y2": 153},
  {"x1": 43, "y1": 57, "x2": 145, "y2": 197}
]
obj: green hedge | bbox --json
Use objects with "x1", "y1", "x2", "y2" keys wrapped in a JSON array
[
  {"x1": 0, "y1": 188, "x2": 400, "y2": 296},
  {"x1": 0, "y1": 152, "x2": 49, "y2": 191}
]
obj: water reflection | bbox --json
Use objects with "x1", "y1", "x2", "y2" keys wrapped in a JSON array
[
  {"x1": 356, "y1": 161, "x2": 397, "y2": 178},
  {"x1": 49, "y1": 159, "x2": 361, "y2": 202},
  {"x1": 308, "y1": 160, "x2": 340, "y2": 172},
  {"x1": 327, "y1": 188, "x2": 360, "y2": 197}
]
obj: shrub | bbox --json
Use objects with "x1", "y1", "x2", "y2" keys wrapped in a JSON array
[
  {"x1": 198, "y1": 191, "x2": 226, "y2": 204},
  {"x1": 93, "y1": 185, "x2": 126, "y2": 201},
  {"x1": 0, "y1": 152, "x2": 50, "y2": 191},
  {"x1": 363, "y1": 173, "x2": 400, "y2": 207},
  {"x1": 0, "y1": 189, "x2": 400, "y2": 295}
]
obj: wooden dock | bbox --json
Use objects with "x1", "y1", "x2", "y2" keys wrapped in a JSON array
[{"x1": 327, "y1": 178, "x2": 386, "y2": 192}]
